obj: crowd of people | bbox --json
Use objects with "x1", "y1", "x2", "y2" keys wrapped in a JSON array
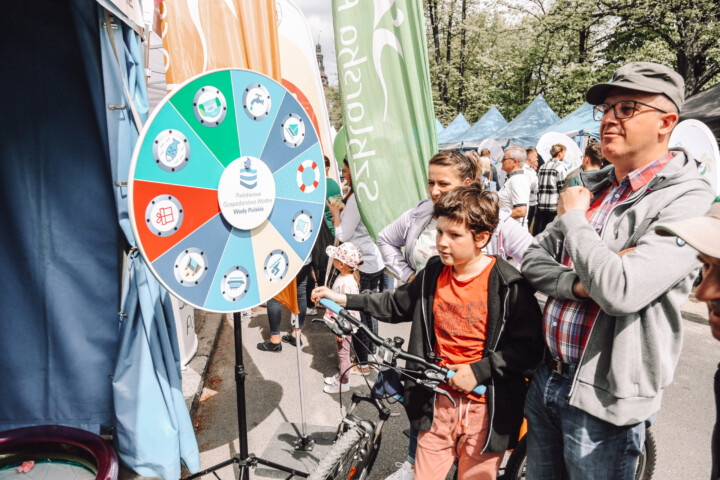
[{"x1": 254, "y1": 61, "x2": 719, "y2": 480}]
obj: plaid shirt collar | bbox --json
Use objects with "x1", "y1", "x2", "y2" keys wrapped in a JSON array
[{"x1": 606, "y1": 152, "x2": 675, "y2": 192}]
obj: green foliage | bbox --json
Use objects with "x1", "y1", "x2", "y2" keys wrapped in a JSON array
[
  {"x1": 425, "y1": 0, "x2": 720, "y2": 127},
  {"x1": 324, "y1": 85, "x2": 343, "y2": 130}
]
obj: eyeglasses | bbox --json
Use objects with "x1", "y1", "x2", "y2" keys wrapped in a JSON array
[
  {"x1": 592, "y1": 100, "x2": 667, "y2": 121},
  {"x1": 501, "y1": 157, "x2": 514, "y2": 162}
]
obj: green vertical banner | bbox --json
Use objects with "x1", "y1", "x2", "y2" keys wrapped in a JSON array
[{"x1": 332, "y1": 0, "x2": 437, "y2": 239}]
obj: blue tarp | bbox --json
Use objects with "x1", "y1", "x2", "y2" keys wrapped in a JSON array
[
  {"x1": 444, "y1": 106, "x2": 508, "y2": 144},
  {"x1": 437, "y1": 113, "x2": 471, "y2": 144},
  {"x1": 0, "y1": 2, "x2": 199, "y2": 479},
  {"x1": 0, "y1": 0, "x2": 119, "y2": 435},
  {"x1": 99, "y1": 9, "x2": 200, "y2": 480},
  {"x1": 435, "y1": 118, "x2": 445, "y2": 134},
  {"x1": 533, "y1": 102, "x2": 600, "y2": 139},
  {"x1": 488, "y1": 94, "x2": 561, "y2": 147}
]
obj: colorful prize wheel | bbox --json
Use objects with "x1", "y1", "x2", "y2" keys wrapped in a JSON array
[{"x1": 128, "y1": 69, "x2": 326, "y2": 313}]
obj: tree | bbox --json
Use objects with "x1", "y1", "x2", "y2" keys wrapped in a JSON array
[
  {"x1": 324, "y1": 85, "x2": 343, "y2": 130},
  {"x1": 598, "y1": 0, "x2": 720, "y2": 95}
]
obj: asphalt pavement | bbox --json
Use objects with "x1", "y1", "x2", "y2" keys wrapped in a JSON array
[
  {"x1": 121, "y1": 291, "x2": 718, "y2": 480},
  {"x1": 181, "y1": 291, "x2": 717, "y2": 480}
]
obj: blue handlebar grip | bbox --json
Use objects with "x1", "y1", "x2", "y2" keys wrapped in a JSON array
[
  {"x1": 319, "y1": 298, "x2": 343, "y2": 314},
  {"x1": 445, "y1": 370, "x2": 487, "y2": 396}
]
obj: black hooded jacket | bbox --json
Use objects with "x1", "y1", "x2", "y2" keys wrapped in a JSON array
[{"x1": 345, "y1": 255, "x2": 544, "y2": 453}]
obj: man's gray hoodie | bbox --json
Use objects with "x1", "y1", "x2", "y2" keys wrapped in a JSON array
[{"x1": 522, "y1": 149, "x2": 715, "y2": 426}]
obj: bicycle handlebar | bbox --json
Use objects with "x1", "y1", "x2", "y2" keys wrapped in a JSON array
[{"x1": 319, "y1": 298, "x2": 486, "y2": 396}]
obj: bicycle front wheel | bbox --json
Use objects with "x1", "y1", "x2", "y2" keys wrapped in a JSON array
[{"x1": 308, "y1": 428, "x2": 377, "y2": 480}]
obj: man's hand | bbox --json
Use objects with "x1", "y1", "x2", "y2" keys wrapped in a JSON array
[
  {"x1": 446, "y1": 364, "x2": 478, "y2": 394},
  {"x1": 572, "y1": 278, "x2": 590, "y2": 298},
  {"x1": 311, "y1": 286, "x2": 347, "y2": 308},
  {"x1": 558, "y1": 186, "x2": 593, "y2": 217}
]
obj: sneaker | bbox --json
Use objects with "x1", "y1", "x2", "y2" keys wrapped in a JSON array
[
  {"x1": 351, "y1": 364, "x2": 372, "y2": 376},
  {"x1": 385, "y1": 461, "x2": 414, "y2": 480},
  {"x1": 256, "y1": 339, "x2": 282, "y2": 352},
  {"x1": 281, "y1": 333, "x2": 302, "y2": 347},
  {"x1": 323, "y1": 380, "x2": 350, "y2": 394},
  {"x1": 307, "y1": 307, "x2": 318, "y2": 315},
  {"x1": 324, "y1": 374, "x2": 340, "y2": 385}
]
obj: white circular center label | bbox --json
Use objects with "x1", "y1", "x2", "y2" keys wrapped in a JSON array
[{"x1": 218, "y1": 156, "x2": 276, "y2": 230}]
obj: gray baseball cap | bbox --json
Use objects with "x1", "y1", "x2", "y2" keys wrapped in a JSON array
[
  {"x1": 655, "y1": 198, "x2": 720, "y2": 259},
  {"x1": 586, "y1": 62, "x2": 685, "y2": 111}
]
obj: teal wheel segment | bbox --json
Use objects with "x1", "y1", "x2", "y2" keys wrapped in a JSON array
[
  {"x1": 150, "y1": 214, "x2": 233, "y2": 309},
  {"x1": 273, "y1": 142, "x2": 325, "y2": 205},
  {"x1": 231, "y1": 70, "x2": 287, "y2": 159},
  {"x1": 267, "y1": 197, "x2": 325, "y2": 262},
  {"x1": 134, "y1": 102, "x2": 225, "y2": 190},
  {"x1": 203, "y1": 229, "x2": 260, "y2": 311},
  {"x1": 258, "y1": 91, "x2": 319, "y2": 173}
]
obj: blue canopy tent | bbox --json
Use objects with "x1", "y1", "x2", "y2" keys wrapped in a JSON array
[
  {"x1": 487, "y1": 94, "x2": 560, "y2": 147},
  {"x1": 440, "y1": 106, "x2": 508, "y2": 149},
  {"x1": 0, "y1": 2, "x2": 199, "y2": 479},
  {"x1": 533, "y1": 102, "x2": 600, "y2": 140},
  {"x1": 437, "y1": 113, "x2": 471, "y2": 144},
  {"x1": 435, "y1": 118, "x2": 445, "y2": 135}
]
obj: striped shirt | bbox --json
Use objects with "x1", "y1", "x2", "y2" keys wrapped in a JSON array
[
  {"x1": 544, "y1": 153, "x2": 674, "y2": 364},
  {"x1": 536, "y1": 160, "x2": 568, "y2": 211}
]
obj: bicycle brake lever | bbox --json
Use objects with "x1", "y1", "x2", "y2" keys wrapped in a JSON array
[
  {"x1": 311, "y1": 317, "x2": 347, "y2": 338},
  {"x1": 434, "y1": 387, "x2": 457, "y2": 408}
]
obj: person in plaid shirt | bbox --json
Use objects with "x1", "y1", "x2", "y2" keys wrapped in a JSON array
[
  {"x1": 534, "y1": 144, "x2": 568, "y2": 234},
  {"x1": 521, "y1": 62, "x2": 716, "y2": 479}
]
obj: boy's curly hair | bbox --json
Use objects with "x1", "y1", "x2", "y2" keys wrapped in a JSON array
[{"x1": 433, "y1": 182, "x2": 499, "y2": 239}]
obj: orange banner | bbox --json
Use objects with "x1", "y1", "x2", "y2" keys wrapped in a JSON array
[{"x1": 160, "y1": 0, "x2": 281, "y2": 87}]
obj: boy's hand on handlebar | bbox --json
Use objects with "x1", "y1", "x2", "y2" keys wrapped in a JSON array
[
  {"x1": 446, "y1": 364, "x2": 478, "y2": 394},
  {"x1": 311, "y1": 286, "x2": 348, "y2": 308}
]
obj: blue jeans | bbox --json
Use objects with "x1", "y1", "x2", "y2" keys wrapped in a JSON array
[
  {"x1": 525, "y1": 363, "x2": 647, "y2": 480},
  {"x1": 407, "y1": 424, "x2": 418, "y2": 464}
]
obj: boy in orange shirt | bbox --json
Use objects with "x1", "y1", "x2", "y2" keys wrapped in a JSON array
[{"x1": 313, "y1": 183, "x2": 544, "y2": 479}]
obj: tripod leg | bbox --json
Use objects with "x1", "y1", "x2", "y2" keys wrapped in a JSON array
[
  {"x1": 291, "y1": 313, "x2": 313, "y2": 450},
  {"x1": 233, "y1": 312, "x2": 250, "y2": 473}
]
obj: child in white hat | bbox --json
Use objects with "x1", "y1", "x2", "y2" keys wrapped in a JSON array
[{"x1": 323, "y1": 242, "x2": 363, "y2": 394}]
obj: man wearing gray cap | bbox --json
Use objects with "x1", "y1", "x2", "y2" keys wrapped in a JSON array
[
  {"x1": 522, "y1": 61, "x2": 716, "y2": 479},
  {"x1": 656, "y1": 197, "x2": 720, "y2": 479}
]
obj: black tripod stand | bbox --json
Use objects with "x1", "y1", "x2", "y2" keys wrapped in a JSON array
[{"x1": 183, "y1": 311, "x2": 309, "y2": 480}]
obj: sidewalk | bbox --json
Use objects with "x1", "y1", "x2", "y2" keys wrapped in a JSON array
[{"x1": 120, "y1": 293, "x2": 710, "y2": 479}]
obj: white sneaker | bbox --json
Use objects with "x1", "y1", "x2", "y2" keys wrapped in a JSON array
[
  {"x1": 324, "y1": 374, "x2": 340, "y2": 385},
  {"x1": 307, "y1": 307, "x2": 318, "y2": 315},
  {"x1": 385, "y1": 461, "x2": 414, "y2": 480},
  {"x1": 323, "y1": 380, "x2": 350, "y2": 394}
]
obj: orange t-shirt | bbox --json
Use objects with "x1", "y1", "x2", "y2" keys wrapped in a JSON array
[{"x1": 432, "y1": 257, "x2": 496, "y2": 402}]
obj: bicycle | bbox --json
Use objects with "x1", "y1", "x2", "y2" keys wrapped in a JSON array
[
  {"x1": 309, "y1": 299, "x2": 657, "y2": 480},
  {"x1": 308, "y1": 298, "x2": 487, "y2": 480}
]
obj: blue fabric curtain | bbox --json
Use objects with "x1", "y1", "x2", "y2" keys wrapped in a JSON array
[
  {"x1": 98, "y1": 8, "x2": 200, "y2": 480},
  {"x1": 0, "y1": 1, "x2": 199, "y2": 478},
  {"x1": 0, "y1": 0, "x2": 118, "y2": 435}
]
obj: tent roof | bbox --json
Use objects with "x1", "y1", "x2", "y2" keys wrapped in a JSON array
[
  {"x1": 533, "y1": 102, "x2": 600, "y2": 140},
  {"x1": 437, "y1": 113, "x2": 471, "y2": 144},
  {"x1": 443, "y1": 106, "x2": 508, "y2": 144},
  {"x1": 435, "y1": 118, "x2": 445, "y2": 134},
  {"x1": 489, "y1": 95, "x2": 560, "y2": 146},
  {"x1": 681, "y1": 83, "x2": 720, "y2": 145}
]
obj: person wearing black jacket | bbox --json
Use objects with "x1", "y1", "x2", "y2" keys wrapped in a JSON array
[{"x1": 313, "y1": 184, "x2": 544, "y2": 479}]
